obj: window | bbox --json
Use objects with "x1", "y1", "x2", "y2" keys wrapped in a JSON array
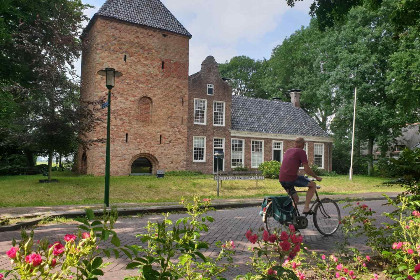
[
  {"x1": 299, "y1": 142, "x2": 309, "y2": 169},
  {"x1": 213, "y1": 101, "x2": 225, "y2": 126},
  {"x1": 251, "y1": 140, "x2": 264, "y2": 168},
  {"x1": 272, "y1": 141, "x2": 283, "y2": 162},
  {"x1": 207, "y1": 84, "x2": 214, "y2": 95},
  {"x1": 139, "y1": 96, "x2": 152, "y2": 123},
  {"x1": 193, "y1": 136, "x2": 206, "y2": 162},
  {"x1": 213, "y1": 138, "x2": 225, "y2": 172},
  {"x1": 194, "y1": 99, "x2": 207, "y2": 124},
  {"x1": 231, "y1": 139, "x2": 244, "y2": 168},
  {"x1": 314, "y1": 143, "x2": 324, "y2": 168}
]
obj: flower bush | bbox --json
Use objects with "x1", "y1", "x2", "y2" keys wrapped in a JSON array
[
  {"x1": 122, "y1": 197, "x2": 236, "y2": 280},
  {"x1": 340, "y1": 196, "x2": 420, "y2": 280},
  {"x1": 238, "y1": 224, "x2": 304, "y2": 279},
  {"x1": 1, "y1": 208, "x2": 119, "y2": 280}
]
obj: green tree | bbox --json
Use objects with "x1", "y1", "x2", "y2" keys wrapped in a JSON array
[
  {"x1": 219, "y1": 56, "x2": 270, "y2": 98},
  {"x1": 0, "y1": 0, "x2": 92, "y2": 178}
]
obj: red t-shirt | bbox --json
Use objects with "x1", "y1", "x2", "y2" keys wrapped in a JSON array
[{"x1": 279, "y1": 148, "x2": 308, "y2": 182}]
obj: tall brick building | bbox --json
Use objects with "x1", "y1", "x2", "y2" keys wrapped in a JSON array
[{"x1": 77, "y1": 0, "x2": 332, "y2": 176}]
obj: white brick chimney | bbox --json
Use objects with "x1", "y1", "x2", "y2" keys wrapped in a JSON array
[{"x1": 289, "y1": 89, "x2": 301, "y2": 108}]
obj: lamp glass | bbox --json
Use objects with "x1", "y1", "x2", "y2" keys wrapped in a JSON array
[{"x1": 106, "y1": 68, "x2": 115, "y2": 88}]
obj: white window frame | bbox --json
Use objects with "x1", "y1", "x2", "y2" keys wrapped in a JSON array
[
  {"x1": 193, "y1": 136, "x2": 206, "y2": 162},
  {"x1": 207, "y1": 84, "x2": 214, "y2": 95},
  {"x1": 231, "y1": 138, "x2": 244, "y2": 168},
  {"x1": 272, "y1": 141, "x2": 283, "y2": 163},
  {"x1": 213, "y1": 101, "x2": 225, "y2": 126},
  {"x1": 194, "y1": 98, "x2": 207, "y2": 125},
  {"x1": 213, "y1": 138, "x2": 225, "y2": 172},
  {"x1": 251, "y1": 140, "x2": 264, "y2": 168},
  {"x1": 314, "y1": 143, "x2": 324, "y2": 169}
]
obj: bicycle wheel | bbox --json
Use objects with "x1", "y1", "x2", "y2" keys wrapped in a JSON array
[
  {"x1": 313, "y1": 198, "x2": 341, "y2": 236},
  {"x1": 264, "y1": 202, "x2": 289, "y2": 234}
]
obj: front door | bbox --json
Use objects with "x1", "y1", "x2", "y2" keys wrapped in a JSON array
[{"x1": 213, "y1": 138, "x2": 225, "y2": 173}]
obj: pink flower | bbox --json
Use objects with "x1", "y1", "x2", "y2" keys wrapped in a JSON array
[
  {"x1": 267, "y1": 268, "x2": 277, "y2": 275},
  {"x1": 392, "y1": 242, "x2": 403, "y2": 250},
  {"x1": 64, "y1": 234, "x2": 77, "y2": 242},
  {"x1": 262, "y1": 230, "x2": 269, "y2": 242},
  {"x1": 343, "y1": 267, "x2": 348, "y2": 273},
  {"x1": 6, "y1": 247, "x2": 18, "y2": 259},
  {"x1": 25, "y1": 253, "x2": 42, "y2": 267},
  {"x1": 335, "y1": 272, "x2": 340, "y2": 278},
  {"x1": 51, "y1": 258, "x2": 57, "y2": 267},
  {"x1": 0, "y1": 273, "x2": 3, "y2": 280},
  {"x1": 202, "y1": 198, "x2": 210, "y2": 202},
  {"x1": 331, "y1": 255, "x2": 338, "y2": 262},
  {"x1": 366, "y1": 255, "x2": 371, "y2": 261},
  {"x1": 52, "y1": 242, "x2": 65, "y2": 256},
  {"x1": 280, "y1": 231, "x2": 289, "y2": 241},
  {"x1": 414, "y1": 263, "x2": 420, "y2": 273},
  {"x1": 363, "y1": 263, "x2": 366, "y2": 267},
  {"x1": 268, "y1": 234, "x2": 277, "y2": 243},
  {"x1": 297, "y1": 271, "x2": 305, "y2": 280},
  {"x1": 289, "y1": 224, "x2": 295, "y2": 233},
  {"x1": 321, "y1": 254, "x2": 326, "y2": 260},
  {"x1": 336, "y1": 263, "x2": 343, "y2": 270},
  {"x1": 349, "y1": 270, "x2": 354, "y2": 276},
  {"x1": 280, "y1": 240, "x2": 291, "y2": 251},
  {"x1": 292, "y1": 262, "x2": 298, "y2": 269},
  {"x1": 230, "y1": 241, "x2": 235, "y2": 248},
  {"x1": 407, "y1": 249, "x2": 414, "y2": 254},
  {"x1": 412, "y1": 210, "x2": 420, "y2": 217},
  {"x1": 82, "y1": 232, "x2": 91, "y2": 239},
  {"x1": 361, "y1": 204, "x2": 368, "y2": 209}
]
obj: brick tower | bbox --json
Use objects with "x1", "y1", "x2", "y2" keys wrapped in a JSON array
[{"x1": 77, "y1": 0, "x2": 191, "y2": 175}]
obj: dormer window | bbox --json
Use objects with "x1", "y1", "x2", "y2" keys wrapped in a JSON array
[{"x1": 207, "y1": 84, "x2": 214, "y2": 95}]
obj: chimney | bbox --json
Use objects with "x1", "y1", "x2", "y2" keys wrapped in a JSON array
[{"x1": 289, "y1": 89, "x2": 301, "y2": 108}]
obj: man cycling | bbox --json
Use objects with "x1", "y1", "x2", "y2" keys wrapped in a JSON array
[{"x1": 279, "y1": 137, "x2": 322, "y2": 214}]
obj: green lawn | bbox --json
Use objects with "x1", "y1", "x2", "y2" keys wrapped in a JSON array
[{"x1": 0, "y1": 172, "x2": 403, "y2": 207}]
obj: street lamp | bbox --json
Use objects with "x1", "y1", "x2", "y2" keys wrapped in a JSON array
[
  {"x1": 214, "y1": 151, "x2": 224, "y2": 197},
  {"x1": 97, "y1": 68, "x2": 122, "y2": 207}
]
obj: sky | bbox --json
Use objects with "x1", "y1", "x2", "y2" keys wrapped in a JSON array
[{"x1": 78, "y1": 0, "x2": 313, "y2": 75}]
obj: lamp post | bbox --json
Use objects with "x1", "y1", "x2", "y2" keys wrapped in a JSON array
[
  {"x1": 97, "y1": 68, "x2": 122, "y2": 207},
  {"x1": 214, "y1": 151, "x2": 224, "y2": 197}
]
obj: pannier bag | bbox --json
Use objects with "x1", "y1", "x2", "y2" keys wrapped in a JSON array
[{"x1": 260, "y1": 196, "x2": 294, "y2": 223}]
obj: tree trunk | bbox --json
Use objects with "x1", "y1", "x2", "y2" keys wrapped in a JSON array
[
  {"x1": 24, "y1": 149, "x2": 36, "y2": 167},
  {"x1": 48, "y1": 150, "x2": 53, "y2": 181},
  {"x1": 367, "y1": 138, "x2": 374, "y2": 176}
]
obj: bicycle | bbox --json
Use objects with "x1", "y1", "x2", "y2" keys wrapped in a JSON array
[{"x1": 261, "y1": 179, "x2": 341, "y2": 236}]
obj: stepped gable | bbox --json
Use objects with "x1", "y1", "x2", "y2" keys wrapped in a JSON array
[
  {"x1": 231, "y1": 95, "x2": 329, "y2": 137},
  {"x1": 89, "y1": 0, "x2": 191, "y2": 37}
]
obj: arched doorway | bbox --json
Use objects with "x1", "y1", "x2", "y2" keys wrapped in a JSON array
[{"x1": 131, "y1": 157, "x2": 152, "y2": 175}]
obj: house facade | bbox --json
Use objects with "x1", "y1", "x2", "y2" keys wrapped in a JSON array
[{"x1": 77, "y1": 0, "x2": 332, "y2": 176}]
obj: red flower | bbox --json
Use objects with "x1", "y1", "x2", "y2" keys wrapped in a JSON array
[
  {"x1": 291, "y1": 234, "x2": 303, "y2": 244},
  {"x1": 82, "y1": 232, "x2": 91, "y2": 239},
  {"x1": 52, "y1": 242, "x2": 65, "y2": 256},
  {"x1": 414, "y1": 263, "x2": 420, "y2": 273},
  {"x1": 6, "y1": 247, "x2": 18, "y2": 259},
  {"x1": 51, "y1": 258, "x2": 57, "y2": 267},
  {"x1": 280, "y1": 240, "x2": 291, "y2": 251},
  {"x1": 289, "y1": 224, "x2": 295, "y2": 233},
  {"x1": 262, "y1": 230, "x2": 269, "y2": 242},
  {"x1": 407, "y1": 276, "x2": 414, "y2": 280},
  {"x1": 64, "y1": 234, "x2": 77, "y2": 242},
  {"x1": 0, "y1": 273, "x2": 3, "y2": 280},
  {"x1": 267, "y1": 268, "x2": 277, "y2": 275},
  {"x1": 245, "y1": 230, "x2": 252, "y2": 240},
  {"x1": 280, "y1": 231, "x2": 289, "y2": 241},
  {"x1": 249, "y1": 234, "x2": 258, "y2": 244},
  {"x1": 25, "y1": 253, "x2": 42, "y2": 267},
  {"x1": 268, "y1": 234, "x2": 277, "y2": 243}
]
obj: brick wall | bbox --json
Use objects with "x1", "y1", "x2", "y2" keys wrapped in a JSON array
[{"x1": 77, "y1": 17, "x2": 190, "y2": 175}]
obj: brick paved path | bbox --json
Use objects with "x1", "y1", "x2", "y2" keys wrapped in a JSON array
[{"x1": 0, "y1": 200, "x2": 394, "y2": 279}]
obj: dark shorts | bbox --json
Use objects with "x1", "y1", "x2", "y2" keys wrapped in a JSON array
[{"x1": 280, "y1": 175, "x2": 310, "y2": 196}]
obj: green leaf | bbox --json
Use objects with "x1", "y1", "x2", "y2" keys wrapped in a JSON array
[
  {"x1": 112, "y1": 248, "x2": 120, "y2": 258},
  {"x1": 111, "y1": 233, "x2": 120, "y2": 247},
  {"x1": 85, "y1": 209, "x2": 95, "y2": 220},
  {"x1": 75, "y1": 217, "x2": 90, "y2": 226},
  {"x1": 91, "y1": 257, "x2": 103, "y2": 269},
  {"x1": 78, "y1": 225, "x2": 90, "y2": 231},
  {"x1": 90, "y1": 269, "x2": 104, "y2": 276},
  {"x1": 126, "y1": 262, "x2": 141, "y2": 269},
  {"x1": 121, "y1": 247, "x2": 133, "y2": 259},
  {"x1": 102, "y1": 249, "x2": 110, "y2": 258},
  {"x1": 194, "y1": 251, "x2": 207, "y2": 262},
  {"x1": 91, "y1": 220, "x2": 103, "y2": 227}
]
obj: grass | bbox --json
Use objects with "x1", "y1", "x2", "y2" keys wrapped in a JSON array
[{"x1": 0, "y1": 171, "x2": 403, "y2": 207}]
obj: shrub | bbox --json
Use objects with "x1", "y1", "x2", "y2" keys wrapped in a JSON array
[
  {"x1": 258, "y1": 161, "x2": 281, "y2": 179},
  {"x1": 165, "y1": 170, "x2": 203, "y2": 176},
  {"x1": 233, "y1": 165, "x2": 248, "y2": 172}
]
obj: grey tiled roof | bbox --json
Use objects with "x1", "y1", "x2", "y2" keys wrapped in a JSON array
[
  {"x1": 95, "y1": 0, "x2": 191, "y2": 37},
  {"x1": 231, "y1": 95, "x2": 329, "y2": 137}
]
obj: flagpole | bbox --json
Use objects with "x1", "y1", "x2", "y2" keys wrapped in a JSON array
[{"x1": 349, "y1": 87, "x2": 357, "y2": 180}]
